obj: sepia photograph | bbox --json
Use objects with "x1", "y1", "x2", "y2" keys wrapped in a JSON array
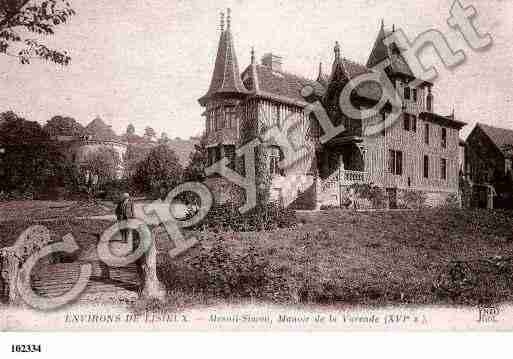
[{"x1": 1, "y1": 0, "x2": 513, "y2": 345}]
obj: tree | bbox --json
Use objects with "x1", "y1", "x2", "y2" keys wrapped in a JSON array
[
  {"x1": 126, "y1": 123, "x2": 135, "y2": 135},
  {"x1": 144, "y1": 126, "x2": 156, "y2": 140},
  {"x1": 159, "y1": 131, "x2": 169, "y2": 144},
  {"x1": 123, "y1": 144, "x2": 151, "y2": 178},
  {"x1": 0, "y1": 111, "x2": 73, "y2": 194},
  {"x1": 132, "y1": 144, "x2": 183, "y2": 196},
  {"x1": 0, "y1": 0, "x2": 76, "y2": 65},
  {"x1": 183, "y1": 136, "x2": 207, "y2": 182},
  {"x1": 80, "y1": 146, "x2": 121, "y2": 191},
  {"x1": 43, "y1": 115, "x2": 84, "y2": 136}
]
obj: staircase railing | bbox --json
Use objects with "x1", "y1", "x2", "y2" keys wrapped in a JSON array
[{"x1": 321, "y1": 170, "x2": 368, "y2": 192}]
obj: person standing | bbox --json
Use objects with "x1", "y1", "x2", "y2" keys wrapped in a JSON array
[{"x1": 115, "y1": 192, "x2": 134, "y2": 242}]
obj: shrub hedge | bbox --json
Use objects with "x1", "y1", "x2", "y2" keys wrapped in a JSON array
[{"x1": 189, "y1": 202, "x2": 297, "y2": 232}]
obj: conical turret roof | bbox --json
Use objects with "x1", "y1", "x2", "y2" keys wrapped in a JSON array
[{"x1": 199, "y1": 10, "x2": 248, "y2": 105}]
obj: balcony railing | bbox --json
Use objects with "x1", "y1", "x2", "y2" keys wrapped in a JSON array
[{"x1": 321, "y1": 170, "x2": 368, "y2": 191}]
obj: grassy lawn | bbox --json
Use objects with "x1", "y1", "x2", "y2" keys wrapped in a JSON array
[
  {"x1": 3, "y1": 202, "x2": 513, "y2": 309},
  {"x1": 155, "y1": 208, "x2": 513, "y2": 310},
  {"x1": 0, "y1": 200, "x2": 113, "y2": 223}
]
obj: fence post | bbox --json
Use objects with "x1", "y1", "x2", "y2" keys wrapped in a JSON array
[
  {"x1": 0, "y1": 247, "x2": 21, "y2": 305},
  {"x1": 139, "y1": 234, "x2": 166, "y2": 302}
]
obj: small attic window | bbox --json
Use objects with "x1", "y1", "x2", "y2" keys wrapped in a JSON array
[
  {"x1": 390, "y1": 43, "x2": 401, "y2": 55},
  {"x1": 243, "y1": 78, "x2": 253, "y2": 91}
]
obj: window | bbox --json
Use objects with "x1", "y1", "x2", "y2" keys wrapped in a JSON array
[
  {"x1": 214, "y1": 108, "x2": 224, "y2": 131},
  {"x1": 411, "y1": 115, "x2": 417, "y2": 132},
  {"x1": 404, "y1": 86, "x2": 410, "y2": 100},
  {"x1": 440, "y1": 158, "x2": 447, "y2": 180},
  {"x1": 423, "y1": 155, "x2": 429, "y2": 178},
  {"x1": 207, "y1": 147, "x2": 216, "y2": 166},
  {"x1": 388, "y1": 150, "x2": 403, "y2": 176},
  {"x1": 403, "y1": 114, "x2": 410, "y2": 131},
  {"x1": 214, "y1": 146, "x2": 221, "y2": 163},
  {"x1": 269, "y1": 146, "x2": 283, "y2": 175},
  {"x1": 441, "y1": 127, "x2": 447, "y2": 148},
  {"x1": 272, "y1": 105, "x2": 281, "y2": 126},
  {"x1": 412, "y1": 88, "x2": 418, "y2": 102},
  {"x1": 427, "y1": 94, "x2": 433, "y2": 112},
  {"x1": 424, "y1": 123, "x2": 430, "y2": 144},
  {"x1": 206, "y1": 116, "x2": 212, "y2": 133},
  {"x1": 403, "y1": 114, "x2": 417, "y2": 132},
  {"x1": 224, "y1": 145, "x2": 236, "y2": 170},
  {"x1": 225, "y1": 106, "x2": 237, "y2": 129}
]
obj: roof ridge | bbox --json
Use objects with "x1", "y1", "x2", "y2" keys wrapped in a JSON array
[{"x1": 255, "y1": 64, "x2": 315, "y2": 82}]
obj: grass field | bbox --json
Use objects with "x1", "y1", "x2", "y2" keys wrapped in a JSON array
[
  {"x1": 2, "y1": 202, "x2": 513, "y2": 309},
  {"x1": 155, "y1": 208, "x2": 513, "y2": 310},
  {"x1": 0, "y1": 200, "x2": 113, "y2": 223}
]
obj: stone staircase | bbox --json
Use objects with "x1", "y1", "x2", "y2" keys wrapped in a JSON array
[{"x1": 31, "y1": 261, "x2": 141, "y2": 303}]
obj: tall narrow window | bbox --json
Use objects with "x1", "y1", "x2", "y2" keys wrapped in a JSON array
[
  {"x1": 388, "y1": 150, "x2": 403, "y2": 175},
  {"x1": 423, "y1": 155, "x2": 429, "y2": 178},
  {"x1": 214, "y1": 108, "x2": 224, "y2": 131},
  {"x1": 441, "y1": 127, "x2": 447, "y2": 148},
  {"x1": 215, "y1": 146, "x2": 221, "y2": 163},
  {"x1": 412, "y1": 88, "x2": 418, "y2": 102},
  {"x1": 404, "y1": 87, "x2": 411, "y2": 100},
  {"x1": 411, "y1": 115, "x2": 417, "y2": 132},
  {"x1": 424, "y1": 123, "x2": 430, "y2": 144},
  {"x1": 440, "y1": 158, "x2": 447, "y2": 180},
  {"x1": 403, "y1": 114, "x2": 410, "y2": 131},
  {"x1": 396, "y1": 151, "x2": 403, "y2": 175},
  {"x1": 225, "y1": 145, "x2": 236, "y2": 170},
  {"x1": 225, "y1": 106, "x2": 237, "y2": 129},
  {"x1": 269, "y1": 146, "x2": 283, "y2": 175},
  {"x1": 207, "y1": 147, "x2": 216, "y2": 166}
]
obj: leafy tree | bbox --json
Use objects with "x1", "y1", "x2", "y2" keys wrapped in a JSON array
[
  {"x1": 43, "y1": 115, "x2": 84, "y2": 136},
  {"x1": 132, "y1": 144, "x2": 183, "y2": 196},
  {"x1": 0, "y1": 0, "x2": 76, "y2": 65},
  {"x1": 144, "y1": 126, "x2": 156, "y2": 140},
  {"x1": 183, "y1": 136, "x2": 208, "y2": 182},
  {"x1": 0, "y1": 111, "x2": 73, "y2": 193},
  {"x1": 123, "y1": 144, "x2": 151, "y2": 177},
  {"x1": 80, "y1": 146, "x2": 121, "y2": 191},
  {"x1": 126, "y1": 123, "x2": 135, "y2": 135},
  {"x1": 159, "y1": 131, "x2": 169, "y2": 144}
]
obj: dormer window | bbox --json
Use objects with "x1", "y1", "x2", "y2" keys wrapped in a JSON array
[{"x1": 243, "y1": 78, "x2": 253, "y2": 91}]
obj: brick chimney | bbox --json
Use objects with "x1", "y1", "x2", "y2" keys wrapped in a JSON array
[{"x1": 261, "y1": 53, "x2": 283, "y2": 71}]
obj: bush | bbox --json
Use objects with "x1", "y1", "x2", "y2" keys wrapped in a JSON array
[
  {"x1": 170, "y1": 238, "x2": 293, "y2": 301},
  {"x1": 442, "y1": 193, "x2": 461, "y2": 209},
  {"x1": 399, "y1": 190, "x2": 427, "y2": 209},
  {"x1": 0, "y1": 189, "x2": 34, "y2": 201},
  {"x1": 189, "y1": 202, "x2": 297, "y2": 232},
  {"x1": 98, "y1": 179, "x2": 129, "y2": 201},
  {"x1": 350, "y1": 183, "x2": 387, "y2": 209}
]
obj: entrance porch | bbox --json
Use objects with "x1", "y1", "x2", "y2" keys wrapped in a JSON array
[{"x1": 316, "y1": 142, "x2": 368, "y2": 208}]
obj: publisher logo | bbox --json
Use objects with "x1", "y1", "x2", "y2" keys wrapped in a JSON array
[{"x1": 477, "y1": 306, "x2": 500, "y2": 323}]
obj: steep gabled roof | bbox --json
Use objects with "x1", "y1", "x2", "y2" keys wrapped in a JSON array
[
  {"x1": 366, "y1": 21, "x2": 414, "y2": 78},
  {"x1": 419, "y1": 112, "x2": 466, "y2": 130},
  {"x1": 241, "y1": 62, "x2": 325, "y2": 105},
  {"x1": 85, "y1": 117, "x2": 119, "y2": 141},
  {"x1": 476, "y1": 123, "x2": 513, "y2": 155},
  {"x1": 240, "y1": 55, "x2": 371, "y2": 107},
  {"x1": 198, "y1": 13, "x2": 249, "y2": 106}
]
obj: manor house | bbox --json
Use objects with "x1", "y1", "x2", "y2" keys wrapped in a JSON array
[{"x1": 199, "y1": 10, "x2": 465, "y2": 209}]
